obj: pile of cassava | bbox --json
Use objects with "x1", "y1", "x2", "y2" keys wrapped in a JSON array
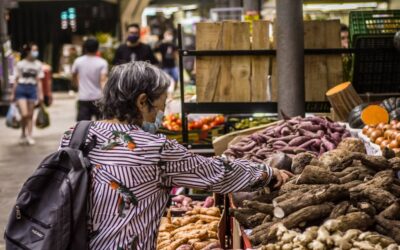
[
  {"x1": 224, "y1": 116, "x2": 351, "y2": 166},
  {"x1": 231, "y1": 138, "x2": 400, "y2": 249},
  {"x1": 157, "y1": 207, "x2": 223, "y2": 250}
]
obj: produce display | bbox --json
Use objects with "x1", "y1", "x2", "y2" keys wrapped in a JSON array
[
  {"x1": 170, "y1": 195, "x2": 215, "y2": 213},
  {"x1": 162, "y1": 114, "x2": 225, "y2": 132},
  {"x1": 258, "y1": 223, "x2": 399, "y2": 250},
  {"x1": 362, "y1": 120, "x2": 400, "y2": 155},
  {"x1": 157, "y1": 207, "x2": 223, "y2": 250},
  {"x1": 226, "y1": 116, "x2": 276, "y2": 132},
  {"x1": 224, "y1": 115, "x2": 351, "y2": 163},
  {"x1": 348, "y1": 97, "x2": 400, "y2": 129},
  {"x1": 230, "y1": 138, "x2": 400, "y2": 249}
]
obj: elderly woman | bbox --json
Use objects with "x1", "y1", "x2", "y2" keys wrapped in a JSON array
[{"x1": 60, "y1": 62, "x2": 291, "y2": 249}]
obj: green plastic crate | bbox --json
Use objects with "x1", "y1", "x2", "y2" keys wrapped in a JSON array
[{"x1": 350, "y1": 10, "x2": 400, "y2": 46}]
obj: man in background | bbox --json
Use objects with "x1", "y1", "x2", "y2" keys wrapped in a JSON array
[
  {"x1": 72, "y1": 38, "x2": 108, "y2": 121},
  {"x1": 113, "y1": 23, "x2": 158, "y2": 65}
]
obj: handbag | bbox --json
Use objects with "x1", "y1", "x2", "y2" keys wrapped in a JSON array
[
  {"x1": 36, "y1": 104, "x2": 50, "y2": 129},
  {"x1": 5, "y1": 103, "x2": 21, "y2": 129}
]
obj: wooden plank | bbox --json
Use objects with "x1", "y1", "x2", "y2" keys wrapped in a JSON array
[
  {"x1": 196, "y1": 22, "x2": 222, "y2": 102},
  {"x1": 217, "y1": 21, "x2": 251, "y2": 102},
  {"x1": 251, "y1": 20, "x2": 270, "y2": 102},
  {"x1": 304, "y1": 20, "x2": 328, "y2": 102},
  {"x1": 325, "y1": 20, "x2": 343, "y2": 89}
]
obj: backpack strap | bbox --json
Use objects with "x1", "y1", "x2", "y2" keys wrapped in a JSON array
[{"x1": 69, "y1": 121, "x2": 93, "y2": 150}]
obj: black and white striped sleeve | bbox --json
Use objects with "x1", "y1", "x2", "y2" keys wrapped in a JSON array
[{"x1": 160, "y1": 139, "x2": 274, "y2": 194}]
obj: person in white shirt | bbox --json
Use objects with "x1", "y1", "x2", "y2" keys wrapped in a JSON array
[
  {"x1": 11, "y1": 43, "x2": 44, "y2": 145},
  {"x1": 72, "y1": 38, "x2": 108, "y2": 121}
]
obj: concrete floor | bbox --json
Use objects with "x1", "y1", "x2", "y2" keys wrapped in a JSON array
[{"x1": 0, "y1": 93, "x2": 76, "y2": 249}]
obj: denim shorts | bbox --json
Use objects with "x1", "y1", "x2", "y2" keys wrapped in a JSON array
[{"x1": 15, "y1": 84, "x2": 37, "y2": 101}]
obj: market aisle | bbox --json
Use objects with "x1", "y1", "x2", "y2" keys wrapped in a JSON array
[{"x1": 0, "y1": 93, "x2": 76, "y2": 249}]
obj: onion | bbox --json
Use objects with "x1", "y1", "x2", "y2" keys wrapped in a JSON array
[
  {"x1": 390, "y1": 120, "x2": 398, "y2": 126},
  {"x1": 375, "y1": 137, "x2": 385, "y2": 145},
  {"x1": 383, "y1": 124, "x2": 391, "y2": 131},
  {"x1": 377, "y1": 122, "x2": 386, "y2": 130},
  {"x1": 396, "y1": 123, "x2": 400, "y2": 130},
  {"x1": 389, "y1": 140, "x2": 399, "y2": 149},
  {"x1": 362, "y1": 125, "x2": 370, "y2": 135},
  {"x1": 370, "y1": 130, "x2": 383, "y2": 142},
  {"x1": 396, "y1": 134, "x2": 400, "y2": 144},
  {"x1": 381, "y1": 140, "x2": 390, "y2": 149},
  {"x1": 393, "y1": 148, "x2": 400, "y2": 157},
  {"x1": 366, "y1": 127, "x2": 375, "y2": 137},
  {"x1": 384, "y1": 129, "x2": 396, "y2": 139}
]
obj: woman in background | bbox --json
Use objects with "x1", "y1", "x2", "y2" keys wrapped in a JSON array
[{"x1": 11, "y1": 43, "x2": 44, "y2": 145}]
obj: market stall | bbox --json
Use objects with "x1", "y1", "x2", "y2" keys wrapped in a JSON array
[{"x1": 157, "y1": 6, "x2": 400, "y2": 250}]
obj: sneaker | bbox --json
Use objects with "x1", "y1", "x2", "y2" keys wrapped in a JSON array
[
  {"x1": 26, "y1": 137, "x2": 36, "y2": 145},
  {"x1": 18, "y1": 137, "x2": 28, "y2": 145}
]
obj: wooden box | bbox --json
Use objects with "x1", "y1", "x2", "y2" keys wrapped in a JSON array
[{"x1": 196, "y1": 20, "x2": 272, "y2": 102}]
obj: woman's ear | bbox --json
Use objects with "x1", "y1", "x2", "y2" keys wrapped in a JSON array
[{"x1": 136, "y1": 93, "x2": 148, "y2": 112}]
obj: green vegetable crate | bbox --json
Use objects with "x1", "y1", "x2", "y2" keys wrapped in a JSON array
[
  {"x1": 349, "y1": 10, "x2": 400, "y2": 93},
  {"x1": 350, "y1": 10, "x2": 400, "y2": 46}
]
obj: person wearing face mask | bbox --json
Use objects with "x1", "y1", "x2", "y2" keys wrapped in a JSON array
[
  {"x1": 59, "y1": 61, "x2": 292, "y2": 250},
  {"x1": 154, "y1": 29, "x2": 179, "y2": 83},
  {"x1": 113, "y1": 23, "x2": 159, "y2": 66},
  {"x1": 11, "y1": 43, "x2": 44, "y2": 145}
]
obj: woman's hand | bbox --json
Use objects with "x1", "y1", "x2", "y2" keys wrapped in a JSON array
[{"x1": 272, "y1": 168, "x2": 293, "y2": 188}]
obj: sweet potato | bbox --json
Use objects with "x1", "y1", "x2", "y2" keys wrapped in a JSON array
[
  {"x1": 193, "y1": 240, "x2": 218, "y2": 250},
  {"x1": 202, "y1": 197, "x2": 214, "y2": 208},
  {"x1": 173, "y1": 229, "x2": 208, "y2": 241},
  {"x1": 176, "y1": 245, "x2": 193, "y2": 250},
  {"x1": 157, "y1": 239, "x2": 172, "y2": 249}
]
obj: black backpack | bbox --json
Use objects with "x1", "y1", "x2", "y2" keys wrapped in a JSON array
[{"x1": 4, "y1": 121, "x2": 94, "y2": 250}]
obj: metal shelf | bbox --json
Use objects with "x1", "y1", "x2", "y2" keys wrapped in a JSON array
[
  {"x1": 181, "y1": 48, "x2": 395, "y2": 57},
  {"x1": 183, "y1": 102, "x2": 331, "y2": 114}
]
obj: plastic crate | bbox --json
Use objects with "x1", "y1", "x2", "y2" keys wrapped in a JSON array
[
  {"x1": 350, "y1": 10, "x2": 400, "y2": 45},
  {"x1": 351, "y1": 36, "x2": 400, "y2": 93}
]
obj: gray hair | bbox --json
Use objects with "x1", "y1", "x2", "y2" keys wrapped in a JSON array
[{"x1": 98, "y1": 61, "x2": 171, "y2": 124}]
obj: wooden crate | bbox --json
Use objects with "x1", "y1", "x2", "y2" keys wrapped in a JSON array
[
  {"x1": 270, "y1": 20, "x2": 343, "y2": 101},
  {"x1": 196, "y1": 21, "x2": 272, "y2": 102}
]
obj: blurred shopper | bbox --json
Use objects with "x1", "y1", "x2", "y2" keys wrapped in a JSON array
[
  {"x1": 341, "y1": 24, "x2": 352, "y2": 81},
  {"x1": 341, "y1": 24, "x2": 349, "y2": 49},
  {"x1": 72, "y1": 38, "x2": 108, "y2": 121},
  {"x1": 42, "y1": 63, "x2": 53, "y2": 107},
  {"x1": 113, "y1": 23, "x2": 158, "y2": 65},
  {"x1": 155, "y1": 30, "x2": 179, "y2": 83},
  {"x1": 11, "y1": 43, "x2": 44, "y2": 145}
]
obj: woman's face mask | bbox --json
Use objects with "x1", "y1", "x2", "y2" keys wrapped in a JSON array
[
  {"x1": 141, "y1": 94, "x2": 167, "y2": 134},
  {"x1": 31, "y1": 51, "x2": 39, "y2": 59},
  {"x1": 142, "y1": 110, "x2": 164, "y2": 134}
]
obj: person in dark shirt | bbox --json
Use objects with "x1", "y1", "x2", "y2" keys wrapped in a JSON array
[
  {"x1": 113, "y1": 23, "x2": 158, "y2": 65},
  {"x1": 155, "y1": 30, "x2": 179, "y2": 83}
]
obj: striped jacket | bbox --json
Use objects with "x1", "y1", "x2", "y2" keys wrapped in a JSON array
[{"x1": 60, "y1": 121, "x2": 273, "y2": 250}]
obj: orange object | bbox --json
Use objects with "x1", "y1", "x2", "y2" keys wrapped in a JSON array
[
  {"x1": 361, "y1": 105, "x2": 389, "y2": 126},
  {"x1": 201, "y1": 124, "x2": 210, "y2": 131},
  {"x1": 109, "y1": 181, "x2": 119, "y2": 190},
  {"x1": 127, "y1": 142, "x2": 136, "y2": 150}
]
